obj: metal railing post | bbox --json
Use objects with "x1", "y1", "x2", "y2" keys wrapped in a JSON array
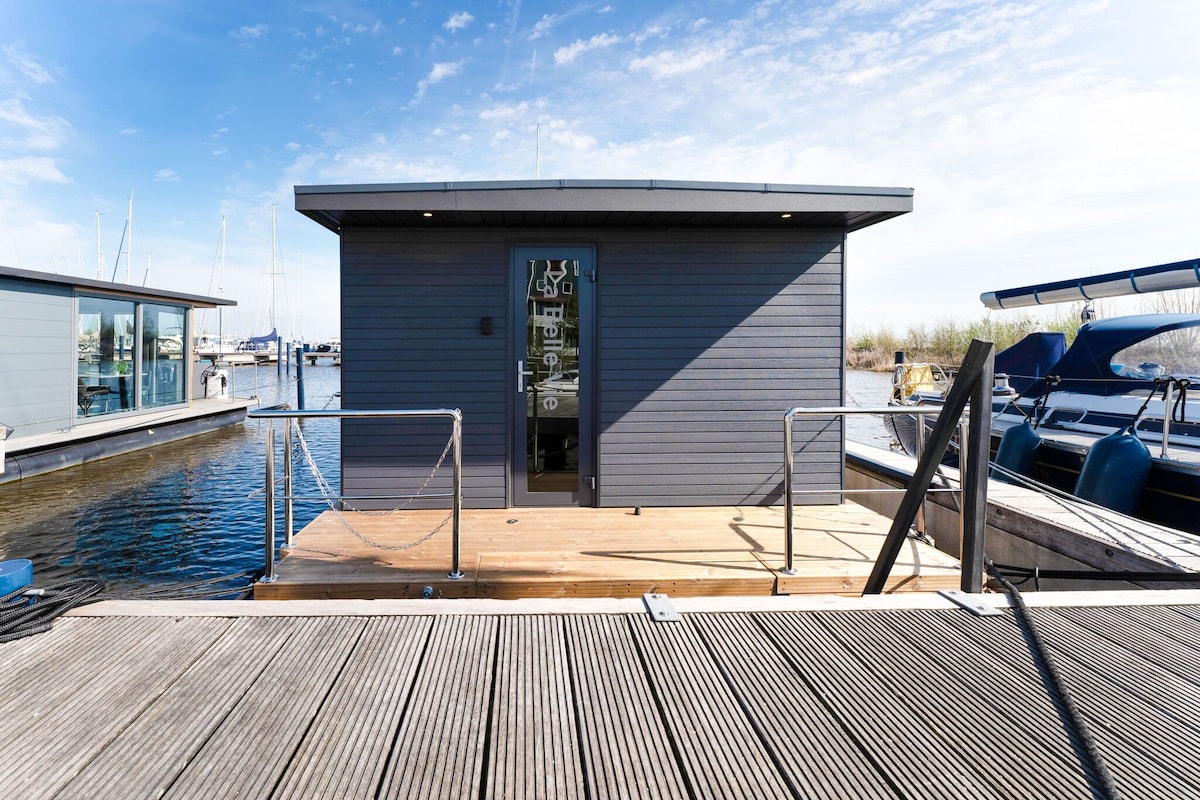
[
  {"x1": 449, "y1": 409, "x2": 464, "y2": 579},
  {"x1": 283, "y1": 421, "x2": 294, "y2": 550},
  {"x1": 263, "y1": 423, "x2": 277, "y2": 583},
  {"x1": 782, "y1": 409, "x2": 797, "y2": 575},
  {"x1": 249, "y1": 407, "x2": 464, "y2": 583},
  {"x1": 1161, "y1": 380, "x2": 1174, "y2": 459},
  {"x1": 915, "y1": 411, "x2": 926, "y2": 535}
]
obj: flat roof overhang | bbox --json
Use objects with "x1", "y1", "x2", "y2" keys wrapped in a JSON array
[
  {"x1": 0, "y1": 265, "x2": 235, "y2": 308},
  {"x1": 295, "y1": 179, "x2": 913, "y2": 234}
]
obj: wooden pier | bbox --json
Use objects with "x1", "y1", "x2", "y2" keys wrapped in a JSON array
[
  {"x1": 5, "y1": 590, "x2": 1200, "y2": 799},
  {"x1": 254, "y1": 503, "x2": 964, "y2": 600}
]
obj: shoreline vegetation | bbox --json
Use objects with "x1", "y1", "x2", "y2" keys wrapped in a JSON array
[
  {"x1": 846, "y1": 289, "x2": 1200, "y2": 371},
  {"x1": 846, "y1": 309, "x2": 1082, "y2": 371}
]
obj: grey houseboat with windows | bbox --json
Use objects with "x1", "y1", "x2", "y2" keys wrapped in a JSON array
[
  {"x1": 0, "y1": 266, "x2": 243, "y2": 479},
  {"x1": 295, "y1": 179, "x2": 912, "y2": 509}
]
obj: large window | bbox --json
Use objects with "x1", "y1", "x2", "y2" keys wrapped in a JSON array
[
  {"x1": 77, "y1": 296, "x2": 136, "y2": 417},
  {"x1": 142, "y1": 303, "x2": 186, "y2": 408},
  {"x1": 76, "y1": 295, "x2": 188, "y2": 418}
]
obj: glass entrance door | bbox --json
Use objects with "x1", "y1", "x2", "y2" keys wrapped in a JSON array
[{"x1": 512, "y1": 246, "x2": 595, "y2": 506}]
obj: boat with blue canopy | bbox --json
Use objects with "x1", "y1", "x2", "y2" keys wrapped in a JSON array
[{"x1": 891, "y1": 258, "x2": 1200, "y2": 534}]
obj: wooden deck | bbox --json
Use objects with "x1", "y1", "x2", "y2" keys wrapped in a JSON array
[
  {"x1": 6, "y1": 591, "x2": 1200, "y2": 799},
  {"x1": 255, "y1": 502, "x2": 963, "y2": 600}
]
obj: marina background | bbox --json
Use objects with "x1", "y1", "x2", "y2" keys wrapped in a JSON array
[
  {"x1": 0, "y1": 364, "x2": 342, "y2": 593},
  {"x1": 0, "y1": 367, "x2": 893, "y2": 594}
]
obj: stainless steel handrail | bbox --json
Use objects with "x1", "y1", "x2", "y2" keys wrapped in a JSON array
[
  {"x1": 249, "y1": 407, "x2": 464, "y2": 584},
  {"x1": 782, "y1": 405, "x2": 965, "y2": 576}
]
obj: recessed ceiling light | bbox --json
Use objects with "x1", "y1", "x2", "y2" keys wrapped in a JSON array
[
  {"x1": 422, "y1": 211, "x2": 434, "y2": 218},
  {"x1": 781, "y1": 213, "x2": 792, "y2": 219}
]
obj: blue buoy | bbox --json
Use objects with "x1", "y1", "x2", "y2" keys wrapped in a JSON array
[
  {"x1": 992, "y1": 420, "x2": 1041, "y2": 482},
  {"x1": 1074, "y1": 428, "x2": 1151, "y2": 515},
  {"x1": 0, "y1": 559, "x2": 33, "y2": 596}
]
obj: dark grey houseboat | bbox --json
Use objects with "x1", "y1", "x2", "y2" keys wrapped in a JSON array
[{"x1": 295, "y1": 179, "x2": 912, "y2": 509}]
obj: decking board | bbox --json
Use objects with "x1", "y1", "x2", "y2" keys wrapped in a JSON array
[
  {"x1": 272, "y1": 616, "x2": 432, "y2": 800},
  {"x1": 0, "y1": 617, "x2": 232, "y2": 799},
  {"x1": 257, "y1": 503, "x2": 963, "y2": 600},
  {"x1": 6, "y1": 594, "x2": 1199, "y2": 799},
  {"x1": 162, "y1": 618, "x2": 367, "y2": 800},
  {"x1": 375, "y1": 616, "x2": 496, "y2": 799}
]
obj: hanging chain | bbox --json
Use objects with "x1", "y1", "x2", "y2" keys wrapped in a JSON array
[{"x1": 289, "y1": 420, "x2": 454, "y2": 552}]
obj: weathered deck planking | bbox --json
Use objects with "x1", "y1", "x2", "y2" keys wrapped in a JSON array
[
  {"x1": 257, "y1": 503, "x2": 963, "y2": 600},
  {"x1": 8, "y1": 592, "x2": 1200, "y2": 799}
]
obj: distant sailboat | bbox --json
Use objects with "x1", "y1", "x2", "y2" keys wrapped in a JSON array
[
  {"x1": 234, "y1": 205, "x2": 288, "y2": 357},
  {"x1": 194, "y1": 214, "x2": 240, "y2": 358}
]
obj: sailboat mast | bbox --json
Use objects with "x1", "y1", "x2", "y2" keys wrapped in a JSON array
[
  {"x1": 126, "y1": 193, "x2": 133, "y2": 284},
  {"x1": 95, "y1": 212, "x2": 103, "y2": 280},
  {"x1": 268, "y1": 203, "x2": 280, "y2": 336},
  {"x1": 218, "y1": 213, "x2": 226, "y2": 351}
]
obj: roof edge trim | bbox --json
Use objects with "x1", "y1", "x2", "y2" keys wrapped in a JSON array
[{"x1": 295, "y1": 178, "x2": 914, "y2": 199}]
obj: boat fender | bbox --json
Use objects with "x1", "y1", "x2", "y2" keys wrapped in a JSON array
[
  {"x1": 1073, "y1": 428, "x2": 1151, "y2": 515},
  {"x1": 0, "y1": 559, "x2": 33, "y2": 596},
  {"x1": 991, "y1": 420, "x2": 1040, "y2": 482}
]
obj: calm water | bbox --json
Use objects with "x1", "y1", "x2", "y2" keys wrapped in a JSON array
[
  {"x1": 844, "y1": 368, "x2": 895, "y2": 448},
  {"x1": 0, "y1": 363, "x2": 342, "y2": 594},
  {"x1": 0, "y1": 367, "x2": 895, "y2": 595}
]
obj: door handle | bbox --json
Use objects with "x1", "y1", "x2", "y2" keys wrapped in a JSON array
[{"x1": 517, "y1": 360, "x2": 535, "y2": 393}]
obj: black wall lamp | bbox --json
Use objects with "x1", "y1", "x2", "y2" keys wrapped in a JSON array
[{"x1": 480, "y1": 316, "x2": 494, "y2": 335}]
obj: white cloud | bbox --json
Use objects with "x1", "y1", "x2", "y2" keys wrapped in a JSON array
[
  {"x1": 629, "y1": 47, "x2": 723, "y2": 77},
  {"x1": 232, "y1": 24, "x2": 268, "y2": 41},
  {"x1": 0, "y1": 156, "x2": 67, "y2": 186},
  {"x1": 0, "y1": 97, "x2": 69, "y2": 151},
  {"x1": 554, "y1": 33, "x2": 621, "y2": 66},
  {"x1": 479, "y1": 101, "x2": 533, "y2": 122},
  {"x1": 342, "y1": 21, "x2": 382, "y2": 35},
  {"x1": 414, "y1": 61, "x2": 464, "y2": 100},
  {"x1": 529, "y1": 14, "x2": 560, "y2": 40},
  {"x1": 154, "y1": 169, "x2": 179, "y2": 182},
  {"x1": 444, "y1": 12, "x2": 475, "y2": 32},
  {"x1": 3, "y1": 45, "x2": 54, "y2": 85}
]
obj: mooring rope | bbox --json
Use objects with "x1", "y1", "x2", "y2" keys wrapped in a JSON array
[
  {"x1": 96, "y1": 570, "x2": 259, "y2": 601},
  {"x1": 0, "y1": 579, "x2": 104, "y2": 642},
  {"x1": 290, "y1": 420, "x2": 454, "y2": 552}
]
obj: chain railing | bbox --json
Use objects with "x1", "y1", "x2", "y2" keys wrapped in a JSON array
[{"x1": 248, "y1": 408, "x2": 464, "y2": 584}]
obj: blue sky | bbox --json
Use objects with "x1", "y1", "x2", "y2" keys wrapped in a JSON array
[{"x1": 1, "y1": 0, "x2": 1197, "y2": 341}]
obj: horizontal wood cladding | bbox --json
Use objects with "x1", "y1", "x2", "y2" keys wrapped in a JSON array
[
  {"x1": 595, "y1": 229, "x2": 844, "y2": 507},
  {"x1": 0, "y1": 280, "x2": 74, "y2": 435},
  {"x1": 340, "y1": 228, "x2": 508, "y2": 508},
  {"x1": 338, "y1": 225, "x2": 847, "y2": 509}
]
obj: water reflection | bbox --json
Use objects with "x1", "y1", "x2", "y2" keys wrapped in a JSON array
[{"x1": 0, "y1": 364, "x2": 342, "y2": 592}]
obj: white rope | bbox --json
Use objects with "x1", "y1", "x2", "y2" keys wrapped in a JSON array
[
  {"x1": 290, "y1": 420, "x2": 454, "y2": 552},
  {"x1": 960, "y1": 458, "x2": 1194, "y2": 569}
]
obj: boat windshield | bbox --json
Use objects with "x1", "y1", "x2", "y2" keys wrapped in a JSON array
[{"x1": 1110, "y1": 327, "x2": 1200, "y2": 380}]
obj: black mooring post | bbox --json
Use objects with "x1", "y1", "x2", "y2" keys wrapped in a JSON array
[
  {"x1": 961, "y1": 348, "x2": 993, "y2": 592},
  {"x1": 863, "y1": 338, "x2": 994, "y2": 594},
  {"x1": 295, "y1": 346, "x2": 306, "y2": 410}
]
